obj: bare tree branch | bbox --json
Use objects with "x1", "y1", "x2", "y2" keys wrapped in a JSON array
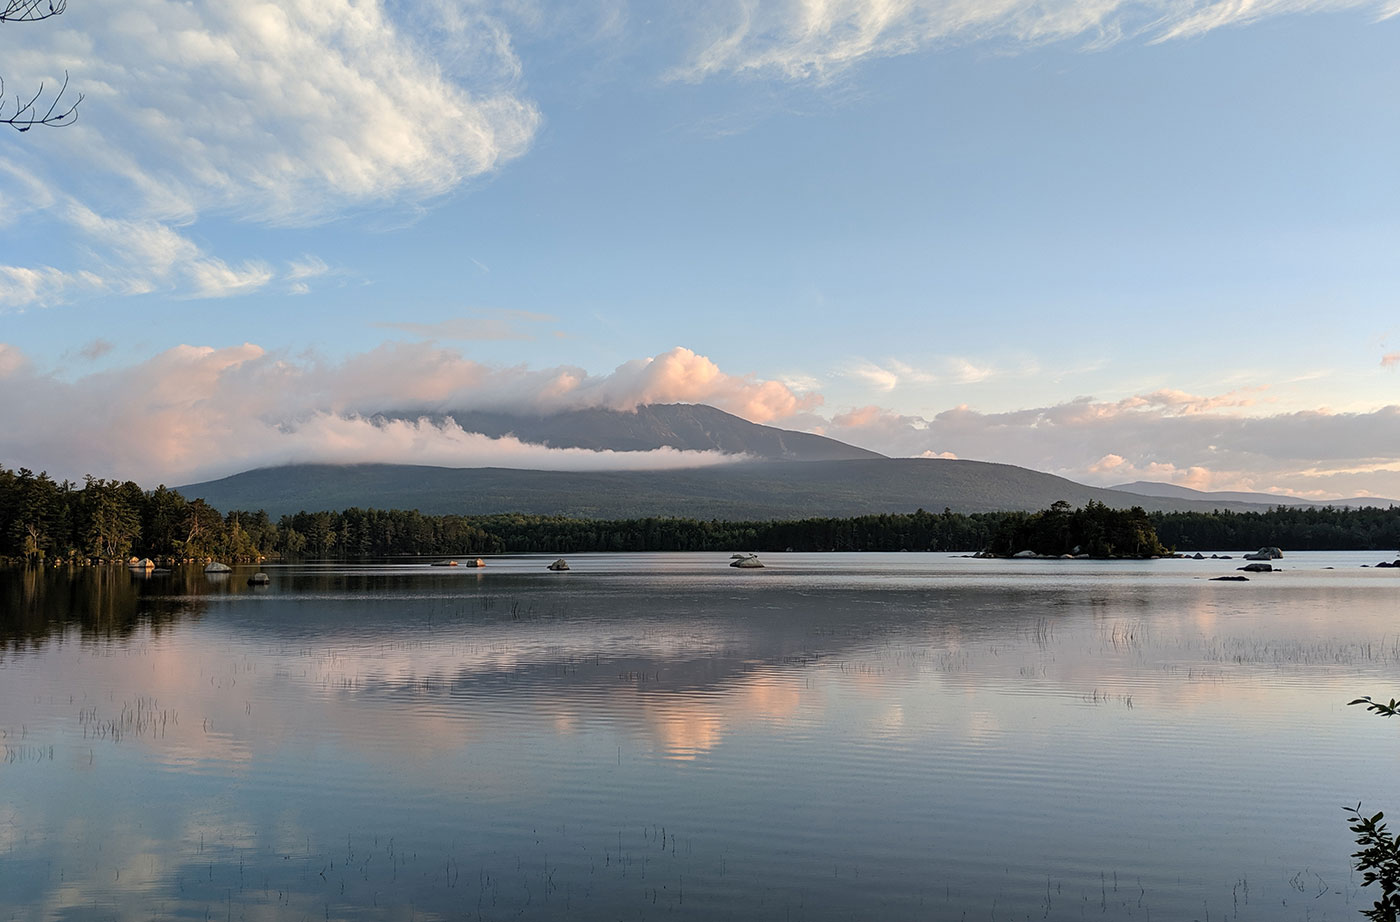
[
  {"x1": 1, "y1": 0, "x2": 68, "y2": 24},
  {"x1": 1, "y1": 0, "x2": 81, "y2": 130},
  {"x1": 1, "y1": 72, "x2": 82, "y2": 130}
]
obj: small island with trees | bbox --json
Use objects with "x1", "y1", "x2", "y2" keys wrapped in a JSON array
[{"x1": 978, "y1": 500, "x2": 1168, "y2": 559}]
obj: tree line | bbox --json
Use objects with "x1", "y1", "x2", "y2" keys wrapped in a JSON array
[{"x1": 2, "y1": 465, "x2": 1398, "y2": 563}]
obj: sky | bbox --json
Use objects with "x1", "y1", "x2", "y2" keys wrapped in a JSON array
[{"x1": 1, "y1": 0, "x2": 1398, "y2": 498}]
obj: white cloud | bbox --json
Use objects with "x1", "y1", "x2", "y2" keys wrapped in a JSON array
[
  {"x1": 0, "y1": 265, "x2": 105, "y2": 307},
  {"x1": 0, "y1": 344, "x2": 30, "y2": 378},
  {"x1": 2, "y1": 339, "x2": 1398, "y2": 498},
  {"x1": 841, "y1": 355, "x2": 1000, "y2": 391},
  {"x1": 820, "y1": 388, "x2": 1400, "y2": 499},
  {"x1": 845, "y1": 360, "x2": 900, "y2": 391},
  {"x1": 0, "y1": 343, "x2": 813, "y2": 483},
  {"x1": 677, "y1": 0, "x2": 1395, "y2": 81},
  {"x1": 286, "y1": 256, "x2": 331, "y2": 281},
  {"x1": 0, "y1": 0, "x2": 540, "y2": 307},
  {"x1": 11, "y1": 201, "x2": 310, "y2": 303},
  {"x1": 51, "y1": 0, "x2": 539, "y2": 224},
  {"x1": 186, "y1": 258, "x2": 277, "y2": 299}
]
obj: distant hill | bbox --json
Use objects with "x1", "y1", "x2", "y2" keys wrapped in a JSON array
[
  {"x1": 180, "y1": 459, "x2": 1290, "y2": 520},
  {"x1": 1112, "y1": 481, "x2": 1400, "y2": 509},
  {"x1": 380, "y1": 403, "x2": 884, "y2": 462}
]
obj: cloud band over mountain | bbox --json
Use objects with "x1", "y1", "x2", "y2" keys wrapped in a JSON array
[{"x1": 2, "y1": 341, "x2": 1397, "y2": 500}]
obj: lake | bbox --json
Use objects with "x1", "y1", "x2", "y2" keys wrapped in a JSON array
[{"x1": 2, "y1": 551, "x2": 1399, "y2": 921}]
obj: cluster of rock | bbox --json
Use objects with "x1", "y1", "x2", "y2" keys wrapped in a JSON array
[
  {"x1": 1368, "y1": 560, "x2": 1400, "y2": 568},
  {"x1": 1242, "y1": 547, "x2": 1284, "y2": 560},
  {"x1": 971, "y1": 549, "x2": 1088, "y2": 559}
]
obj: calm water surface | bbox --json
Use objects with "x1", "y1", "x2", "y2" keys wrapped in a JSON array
[{"x1": 2, "y1": 552, "x2": 1399, "y2": 921}]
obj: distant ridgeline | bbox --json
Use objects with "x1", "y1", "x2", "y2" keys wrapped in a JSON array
[{"x1": 3, "y1": 465, "x2": 1400, "y2": 562}]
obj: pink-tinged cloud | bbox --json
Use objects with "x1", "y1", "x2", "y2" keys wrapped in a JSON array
[
  {"x1": 0, "y1": 343, "x2": 814, "y2": 483},
  {"x1": 1383, "y1": 353, "x2": 1400, "y2": 369},
  {"x1": 820, "y1": 390, "x2": 1400, "y2": 500}
]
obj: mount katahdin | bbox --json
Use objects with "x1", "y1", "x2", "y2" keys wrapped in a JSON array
[
  {"x1": 374, "y1": 402, "x2": 884, "y2": 462},
  {"x1": 177, "y1": 404, "x2": 1345, "y2": 519}
]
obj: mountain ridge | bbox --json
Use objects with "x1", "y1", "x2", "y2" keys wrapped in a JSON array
[
  {"x1": 179, "y1": 459, "x2": 1301, "y2": 520},
  {"x1": 1111, "y1": 480, "x2": 1400, "y2": 509},
  {"x1": 378, "y1": 403, "x2": 885, "y2": 462}
]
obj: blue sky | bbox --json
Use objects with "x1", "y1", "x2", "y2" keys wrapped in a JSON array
[{"x1": 2, "y1": 0, "x2": 1398, "y2": 496}]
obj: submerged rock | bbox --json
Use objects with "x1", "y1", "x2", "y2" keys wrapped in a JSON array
[{"x1": 1212, "y1": 575, "x2": 1250, "y2": 581}]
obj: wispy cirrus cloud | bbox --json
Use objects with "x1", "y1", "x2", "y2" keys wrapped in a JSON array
[
  {"x1": 0, "y1": 0, "x2": 540, "y2": 308},
  {"x1": 677, "y1": 0, "x2": 1398, "y2": 81},
  {"x1": 841, "y1": 355, "x2": 1001, "y2": 391},
  {"x1": 0, "y1": 265, "x2": 104, "y2": 308},
  {"x1": 1, "y1": 202, "x2": 318, "y2": 302}
]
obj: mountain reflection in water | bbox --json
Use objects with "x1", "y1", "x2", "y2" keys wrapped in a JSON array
[{"x1": 1, "y1": 552, "x2": 1398, "y2": 921}]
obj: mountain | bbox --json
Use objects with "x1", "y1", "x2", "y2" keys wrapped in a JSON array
[
  {"x1": 380, "y1": 403, "x2": 884, "y2": 462},
  {"x1": 1111, "y1": 481, "x2": 1400, "y2": 509},
  {"x1": 179, "y1": 458, "x2": 1292, "y2": 520}
]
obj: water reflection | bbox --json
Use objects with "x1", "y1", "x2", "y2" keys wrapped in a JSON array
[
  {"x1": 0, "y1": 565, "x2": 212, "y2": 654},
  {"x1": 2, "y1": 554, "x2": 1399, "y2": 921}
]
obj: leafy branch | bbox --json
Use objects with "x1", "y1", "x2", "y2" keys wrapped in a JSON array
[
  {"x1": 1348, "y1": 805, "x2": 1400, "y2": 922},
  {"x1": 1349, "y1": 695, "x2": 1400, "y2": 920},
  {"x1": 1350, "y1": 697, "x2": 1400, "y2": 718}
]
